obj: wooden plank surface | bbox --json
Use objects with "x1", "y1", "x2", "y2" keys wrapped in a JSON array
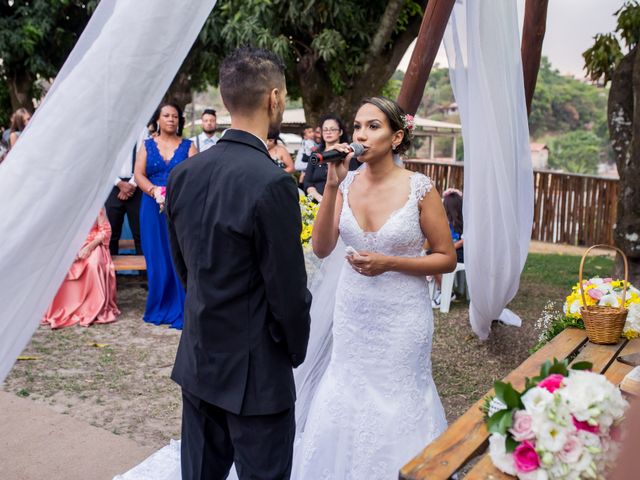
[
  {"x1": 569, "y1": 339, "x2": 628, "y2": 373},
  {"x1": 399, "y1": 329, "x2": 587, "y2": 480},
  {"x1": 113, "y1": 255, "x2": 146, "y2": 271}
]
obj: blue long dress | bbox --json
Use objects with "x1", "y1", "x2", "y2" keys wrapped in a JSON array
[{"x1": 139, "y1": 137, "x2": 190, "y2": 329}]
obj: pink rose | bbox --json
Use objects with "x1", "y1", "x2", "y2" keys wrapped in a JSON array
[
  {"x1": 509, "y1": 411, "x2": 535, "y2": 442},
  {"x1": 558, "y1": 434, "x2": 583, "y2": 464},
  {"x1": 159, "y1": 186, "x2": 166, "y2": 197},
  {"x1": 603, "y1": 277, "x2": 613, "y2": 283},
  {"x1": 587, "y1": 288, "x2": 604, "y2": 301},
  {"x1": 538, "y1": 373, "x2": 565, "y2": 393},
  {"x1": 572, "y1": 416, "x2": 599, "y2": 434},
  {"x1": 513, "y1": 441, "x2": 540, "y2": 473}
]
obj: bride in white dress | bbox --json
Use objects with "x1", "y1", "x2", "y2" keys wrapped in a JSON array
[
  {"x1": 291, "y1": 96, "x2": 456, "y2": 479},
  {"x1": 116, "y1": 96, "x2": 457, "y2": 480}
]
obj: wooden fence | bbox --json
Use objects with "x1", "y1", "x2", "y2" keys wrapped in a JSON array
[{"x1": 404, "y1": 159, "x2": 618, "y2": 246}]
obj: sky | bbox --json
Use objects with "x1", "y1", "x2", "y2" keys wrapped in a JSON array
[{"x1": 399, "y1": 0, "x2": 624, "y2": 78}]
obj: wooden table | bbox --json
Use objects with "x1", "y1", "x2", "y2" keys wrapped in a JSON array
[{"x1": 400, "y1": 328, "x2": 640, "y2": 479}]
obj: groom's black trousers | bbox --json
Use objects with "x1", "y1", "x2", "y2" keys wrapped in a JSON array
[{"x1": 180, "y1": 390, "x2": 295, "y2": 480}]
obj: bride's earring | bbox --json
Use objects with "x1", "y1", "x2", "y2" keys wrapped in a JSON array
[{"x1": 392, "y1": 144, "x2": 397, "y2": 151}]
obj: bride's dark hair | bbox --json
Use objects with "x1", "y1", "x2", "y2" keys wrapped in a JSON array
[{"x1": 360, "y1": 96, "x2": 412, "y2": 155}]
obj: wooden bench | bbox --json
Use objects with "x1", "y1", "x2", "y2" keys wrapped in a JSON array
[
  {"x1": 113, "y1": 239, "x2": 146, "y2": 271},
  {"x1": 400, "y1": 328, "x2": 639, "y2": 479}
]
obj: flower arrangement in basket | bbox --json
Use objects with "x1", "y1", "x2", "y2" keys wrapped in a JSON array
[
  {"x1": 299, "y1": 193, "x2": 319, "y2": 246},
  {"x1": 484, "y1": 358, "x2": 628, "y2": 479},
  {"x1": 569, "y1": 245, "x2": 636, "y2": 344}
]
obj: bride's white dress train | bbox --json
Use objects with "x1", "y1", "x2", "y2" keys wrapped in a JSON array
[{"x1": 116, "y1": 170, "x2": 446, "y2": 480}]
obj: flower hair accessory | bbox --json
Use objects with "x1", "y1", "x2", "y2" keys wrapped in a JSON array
[
  {"x1": 443, "y1": 188, "x2": 462, "y2": 198},
  {"x1": 402, "y1": 114, "x2": 415, "y2": 135}
]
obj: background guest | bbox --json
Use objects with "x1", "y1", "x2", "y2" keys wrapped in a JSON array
[
  {"x1": 313, "y1": 125, "x2": 322, "y2": 144},
  {"x1": 294, "y1": 124, "x2": 317, "y2": 184},
  {"x1": 134, "y1": 103, "x2": 197, "y2": 329},
  {"x1": 267, "y1": 128, "x2": 295, "y2": 173},
  {"x1": 189, "y1": 108, "x2": 218, "y2": 153},
  {"x1": 42, "y1": 208, "x2": 119, "y2": 329},
  {"x1": 432, "y1": 188, "x2": 464, "y2": 307},
  {"x1": 105, "y1": 140, "x2": 143, "y2": 257},
  {"x1": 8, "y1": 108, "x2": 31, "y2": 149},
  {"x1": 303, "y1": 114, "x2": 349, "y2": 202}
]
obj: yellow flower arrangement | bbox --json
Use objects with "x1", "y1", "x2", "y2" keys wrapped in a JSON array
[
  {"x1": 299, "y1": 193, "x2": 319, "y2": 247},
  {"x1": 563, "y1": 278, "x2": 640, "y2": 339}
]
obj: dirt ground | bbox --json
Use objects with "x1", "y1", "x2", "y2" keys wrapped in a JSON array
[{"x1": 3, "y1": 247, "x2": 581, "y2": 450}]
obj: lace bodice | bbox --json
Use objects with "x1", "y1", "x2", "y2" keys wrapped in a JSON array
[
  {"x1": 338, "y1": 170, "x2": 432, "y2": 256},
  {"x1": 144, "y1": 138, "x2": 191, "y2": 186}
]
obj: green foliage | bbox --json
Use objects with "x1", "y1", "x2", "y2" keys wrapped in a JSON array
[
  {"x1": 0, "y1": 1, "x2": 98, "y2": 104},
  {"x1": 547, "y1": 131, "x2": 601, "y2": 174},
  {"x1": 182, "y1": 0, "x2": 425, "y2": 101},
  {"x1": 419, "y1": 68, "x2": 455, "y2": 117},
  {"x1": 522, "y1": 253, "x2": 614, "y2": 288},
  {"x1": 584, "y1": 1, "x2": 640, "y2": 84},
  {"x1": 529, "y1": 58, "x2": 608, "y2": 139}
]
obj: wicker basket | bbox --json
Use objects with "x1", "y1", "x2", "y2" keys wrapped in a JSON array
[{"x1": 579, "y1": 244, "x2": 629, "y2": 345}]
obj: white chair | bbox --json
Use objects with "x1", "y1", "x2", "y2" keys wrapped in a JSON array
[{"x1": 438, "y1": 262, "x2": 466, "y2": 313}]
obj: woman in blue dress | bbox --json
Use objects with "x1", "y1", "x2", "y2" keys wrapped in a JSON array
[{"x1": 134, "y1": 103, "x2": 197, "y2": 328}]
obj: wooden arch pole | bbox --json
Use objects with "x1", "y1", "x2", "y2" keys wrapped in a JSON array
[
  {"x1": 396, "y1": 0, "x2": 456, "y2": 116},
  {"x1": 521, "y1": 0, "x2": 549, "y2": 116}
]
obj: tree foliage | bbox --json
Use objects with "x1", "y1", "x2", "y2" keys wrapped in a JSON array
[
  {"x1": 166, "y1": 0, "x2": 427, "y2": 124},
  {"x1": 0, "y1": 0, "x2": 97, "y2": 112},
  {"x1": 547, "y1": 131, "x2": 601, "y2": 175}
]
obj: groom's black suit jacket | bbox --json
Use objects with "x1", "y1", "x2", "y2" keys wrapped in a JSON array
[{"x1": 165, "y1": 129, "x2": 312, "y2": 416}]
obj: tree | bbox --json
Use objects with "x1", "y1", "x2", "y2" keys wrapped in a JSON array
[
  {"x1": 584, "y1": 1, "x2": 640, "y2": 283},
  {"x1": 547, "y1": 131, "x2": 600, "y2": 175},
  {"x1": 164, "y1": 0, "x2": 427, "y2": 126},
  {"x1": 0, "y1": 1, "x2": 97, "y2": 113}
]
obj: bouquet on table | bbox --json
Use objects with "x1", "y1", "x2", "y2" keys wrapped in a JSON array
[
  {"x1": 299, "y1": 193, "x2": 318, "y2": 246},
  {"x1": 563, "y1": 277, "x2": 640, "y2": 339},
  {"x1": 485, "y1": 359, "x2": 628, "y2": 479}
]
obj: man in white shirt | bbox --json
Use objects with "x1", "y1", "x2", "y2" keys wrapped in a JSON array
[
  {"x1": 105, "y1": 142, "x2": 143, "y2": 256},
  {"x1": 190, "y1": 108, "x2": 219, "y2": 153}
]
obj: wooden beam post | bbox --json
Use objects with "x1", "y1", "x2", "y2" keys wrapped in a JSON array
[
  {"x1": 396, "y1": 0, "x2": 456, "y2": 116},
  {"x1": 521, "y1": 0, "x2": 549, "y2": 116}
]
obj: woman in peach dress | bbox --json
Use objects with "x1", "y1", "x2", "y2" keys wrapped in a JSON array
[{"x1": 42, "y1": 208, "x2": 120, "y2": 328}]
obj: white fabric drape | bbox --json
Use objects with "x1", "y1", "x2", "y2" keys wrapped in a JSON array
[
  {"x1": 443, "y1": 1, "x2": 534, "y2": 339},
  {"x1": 0, "y1": 0, "x2": 217, "y2": 382}
]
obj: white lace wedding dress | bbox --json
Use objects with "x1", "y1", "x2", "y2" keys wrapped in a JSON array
[
  {"x1": 290, "y1": 170, "x2": 446, "y2": 479},
  {"x1": 116, "y1": 170, "x2": 446, "y2": 480}
]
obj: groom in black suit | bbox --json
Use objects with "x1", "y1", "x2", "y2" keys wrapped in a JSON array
[{"x1": 165, "y1": 48, "x2": 312, "y2": 480}]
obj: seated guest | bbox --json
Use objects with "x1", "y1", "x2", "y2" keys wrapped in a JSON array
[
  {"x1": 432, "y1": 188, "x2": 464, "y2": 306},
  {"x1": 303, "y1": 114, "x2": 349, "y2": 202},
  {"x1": 267, "y1": 128, "x2": 295, "y2": 173},
  {"x1": 42, "y1": 208, "x2": 120, "y2": 329}
]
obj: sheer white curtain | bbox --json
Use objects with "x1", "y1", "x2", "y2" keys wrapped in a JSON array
[
  {"x1": 444, "y1": 1, "x2": 534, "y2": 339},
  {"x1": 0, "y1": 0, "x2": 217, "y2": 382}
]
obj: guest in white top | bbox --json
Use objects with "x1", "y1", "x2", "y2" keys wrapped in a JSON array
[{"x1": 190, "y1": 108, "x2": 219, "y2": 153}]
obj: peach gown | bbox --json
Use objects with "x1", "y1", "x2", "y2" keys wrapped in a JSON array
[{"x1": 42, "y1": 208, "x2": 120, "y2": 328}]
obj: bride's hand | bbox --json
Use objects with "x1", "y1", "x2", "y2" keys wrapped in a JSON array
[
  {"x1": 347, "y1": 251, "x2": 388, "y2": 276},
  {"x1": 325, "y1": 143, "x2": 353, "y2": 188}
]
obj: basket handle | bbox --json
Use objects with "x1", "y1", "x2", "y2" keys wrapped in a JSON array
[{"x1": 579, "y1": 244, "x2": 629, "y2": 311}]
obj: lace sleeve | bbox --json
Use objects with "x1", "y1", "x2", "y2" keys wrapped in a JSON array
[{"x1": 412, "y1": 173, "x2": 433, "y2": 201}]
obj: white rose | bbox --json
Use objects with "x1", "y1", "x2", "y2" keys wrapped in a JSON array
[
  {"x1": 488, "y1": 433, "x2": 517, "y2": 476},
  {"x1": 599, "y1": 292, "x2": 620, "y2": 307},
  {"x1": 522, "y1": 387, "x2": 554, "y2": 418},
  {"x1": 557, "y1": 433, "x2": 583, "y2": 464}
]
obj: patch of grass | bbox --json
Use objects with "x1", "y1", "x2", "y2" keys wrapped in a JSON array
[
  {"x1": 17, "y1": 388, "x2": 30, "y2": 397},
  {"x1": 522, "y1": 253, "x2": 614, "y2": 287}
]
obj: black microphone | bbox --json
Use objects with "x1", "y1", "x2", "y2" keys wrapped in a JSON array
[{"x1": 309, "y1": 143, "x2": 365, "y2": 166}]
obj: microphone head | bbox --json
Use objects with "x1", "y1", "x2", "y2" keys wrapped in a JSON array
[{"x1": 350, "y1": 143, "x2": 365, "y2": 157}]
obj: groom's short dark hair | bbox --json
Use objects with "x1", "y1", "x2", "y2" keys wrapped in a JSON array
[{"x1": 219, "y1": 47, "x2": 286, "y2": 114}]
